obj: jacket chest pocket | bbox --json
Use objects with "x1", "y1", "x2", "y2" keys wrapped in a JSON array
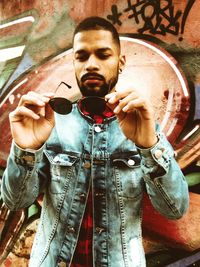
[
  {"x1": 113, "y1": 155, "x2": 143, "y2": 199},
  {"x1": 45, "y1": 151, "x2": 79, "y2": 194}
]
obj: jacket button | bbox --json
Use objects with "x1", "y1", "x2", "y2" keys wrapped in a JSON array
[
  {"x1": 154, "y1": 149, "x2": 163, "y2": 159},
  {"x1": 83, "y1": 162, "x2": 91, "y2": 168},
  {"x1": 54, "y1": 155, "x2": 60, "y2": 162},
  {"x1": 94, "y1": 126, "x2": 102, "y2": 132},
  {"x1": 128, "y1": 159, "x2": 135, "y2": 166}
]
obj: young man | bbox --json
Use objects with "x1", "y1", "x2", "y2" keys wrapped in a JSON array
[{"x1": 1, "y1": 17, "x2": 189, "y2": 267}]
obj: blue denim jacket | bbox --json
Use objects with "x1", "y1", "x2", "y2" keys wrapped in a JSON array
[{"x1": 1, "y1": 104, "x2": 189, "y2": 267}]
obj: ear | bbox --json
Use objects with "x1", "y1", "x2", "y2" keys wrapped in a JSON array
[{"x1": 119, "y1": 55, "x2": 126, "y2": 73}]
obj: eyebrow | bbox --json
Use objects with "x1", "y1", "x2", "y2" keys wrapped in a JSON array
[
  {"x1": 96, "y1": 47, "x2": 113, "y2": 53},
  {"x1": 75, "y1": 47, "x2": 113, "y2": 54}
]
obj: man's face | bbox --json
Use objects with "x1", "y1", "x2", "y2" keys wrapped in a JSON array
[{"x1": 73, "y1": 29, "x2": 125, "y2": 97}]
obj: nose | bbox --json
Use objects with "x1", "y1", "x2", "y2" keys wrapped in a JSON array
[{"x1": 85, "y1": 55, "x2": 99, "y2": 71}]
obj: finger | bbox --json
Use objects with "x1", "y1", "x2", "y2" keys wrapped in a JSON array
[
  {"x1": 115, "y1": 109, "x2": 127, "y2": 121},
  {"x1": 9, "y1": 106, "x2": 40, "y2": 122},
  {"x1": 18, "y1": 94, "x2": 46, "y2": 108},
  {"x1": 41, "y1": 92, "x2": 55, "y2": 98},
  {"x1": 105, "y1": 92, "x2": 116, "y2": 101},
  {"x1": 27, "y1": 91, "x2": 54, "y2": 101},
  {"x1": 112, "y1": 93, "x2": 138, "y2": 114},
  {"x1": 122, "y1": 99, "x2": 153, "y2": 120},
  {"x1": 28, "y1": 92, "x2": 56, "y2": 106},
  {"x1": 45, "y1": 102, "x2": 55, "y2": 124},
  {"x1": 106, "y1": 101, "x2": 118, "y2": 112},
  {"x1": 27, "y1": 91, "x2": 55, "y2": 104},
  {"x1": 123, "y1": 99, "x2": 146, "y2": 112},
  {"x1": 19, "y1": 91, "x2": 53, "y2": 107},
  {"x1": 106, "y1": 88, "x2": 135, "y2": 104}
]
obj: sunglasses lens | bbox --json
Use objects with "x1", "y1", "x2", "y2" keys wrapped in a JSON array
[
  {"x1": 49, "y1": 97, "x2": 72, "y2": 114},
  {"x1": 81, "y1": 97, "x2": 106, "y2": 114}
]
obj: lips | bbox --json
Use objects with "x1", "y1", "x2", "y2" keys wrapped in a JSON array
[
  {"x1": 82, "y1": 73, "x2": 104, "y2": 83},
  {"x1": 84, "y1": 78, "x2": 103, "y2": 85}
]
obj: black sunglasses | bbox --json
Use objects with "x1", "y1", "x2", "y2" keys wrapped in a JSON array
[{"x1": 49, "y1": 82, "x2": 108, "y2": 115}]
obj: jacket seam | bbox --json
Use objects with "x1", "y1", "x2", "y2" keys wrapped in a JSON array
[{"x1": 154, "y1": 180, "x2": 180, "y2": 216}]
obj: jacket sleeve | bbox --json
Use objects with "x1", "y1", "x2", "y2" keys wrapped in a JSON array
[
  {"x1": 137, "y1": 130, "x2": 189, "y2": 220},
  {"x1": 1, "y1": 141, "x2": 48, "y2": 211}
]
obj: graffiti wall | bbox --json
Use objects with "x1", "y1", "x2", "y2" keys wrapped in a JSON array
[{"x1": 0, "y1": 0, "x2": 199, "y2": 266}]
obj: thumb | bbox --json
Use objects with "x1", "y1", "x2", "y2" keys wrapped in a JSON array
[{"x1": 45, "y1": 102, "x2": 55, "y2": 125}]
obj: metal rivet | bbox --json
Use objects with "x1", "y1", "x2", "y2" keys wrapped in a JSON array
[
  {"x1": 22, "y1": 155, "x2": 34, "y2": 161},
  {"x1": 68, "y1": 226, "x2": 75, "y2": 233},
  {"x1": 58, "y1": 261, "x2": 67, "y2": 267},
  {"x1": 83, "y1": 162, "x2": 91, "y2": 168},
  {"x1": 96, "y1": 227, "x2": 105, "y2": 234},
  {"x1": 95, "y1": 192, "x2": 104, "y2": 197}
]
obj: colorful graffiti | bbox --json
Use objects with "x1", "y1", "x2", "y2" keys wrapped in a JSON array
[{"x1": 0, "y1": 0, "x2": 200, "y2": 266}]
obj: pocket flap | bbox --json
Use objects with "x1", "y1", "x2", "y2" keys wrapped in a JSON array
[
  {"x1": 113, "y1": 155, "x2": 141, "y2": 168},
  {"x1": 44, "y1": 150, "x2": 79, "y2": 166}
]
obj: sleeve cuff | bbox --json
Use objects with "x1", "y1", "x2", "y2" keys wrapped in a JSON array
[
  {"x1": 136, "y1": 132, "x2": 174, "y2": 175},
  {"x1": 11, "y1": 141, "x2": 45, "y2": 166}
]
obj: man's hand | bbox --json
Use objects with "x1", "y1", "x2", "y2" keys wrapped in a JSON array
[
  {"x1": 105, "y1": 87, "x2": 157, "y2": 148},
  {"x1": 9, "y1": 91, "x2": 55, "y2": 150}
]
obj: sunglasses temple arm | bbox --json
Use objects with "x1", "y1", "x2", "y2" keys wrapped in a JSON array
[
  {"x1": 60, "y1": 81, "x2": 72, "y2": 89},
  {"x1": 54, "y1": 81, "x2": 72, "y2": 93}
]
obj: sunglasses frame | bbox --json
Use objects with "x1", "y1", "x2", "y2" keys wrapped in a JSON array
[
  {"x1": 49, "y1": 82, "x2": 108, "y2": 115},
  {"x1": 49, "y1": 82, "x2": 73, "y2": 114}
]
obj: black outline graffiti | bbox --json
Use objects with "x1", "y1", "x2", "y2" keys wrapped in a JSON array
[
  {"x1": 107, "y1": 5, "x2": 123, "y2": 26},
  {"x1": 181, "y1": 0, "x2": 195, "y2": 34},
  {"x1": 107, "y1": 0, "x2": 195, "y2": 38}
]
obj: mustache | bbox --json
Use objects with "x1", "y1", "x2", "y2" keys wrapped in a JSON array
[{"x1": 81, "y1": 73, "x2": 105, "y2": 82}]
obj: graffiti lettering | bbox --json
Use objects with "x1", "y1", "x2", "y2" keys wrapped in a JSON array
[
  {"x1": 181, "y1": 0, "x2": 195, "y2": 34},
  {"x1": 107, "y1": 0, "x2": 195, "y2": 37},
  {"x1": 107, "y1": 5, "x2": 122, "y2": 26}
]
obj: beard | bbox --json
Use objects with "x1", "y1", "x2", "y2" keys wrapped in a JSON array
[{"x1": 76, "y1": 71, "x2": 119, "y2": 97}]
